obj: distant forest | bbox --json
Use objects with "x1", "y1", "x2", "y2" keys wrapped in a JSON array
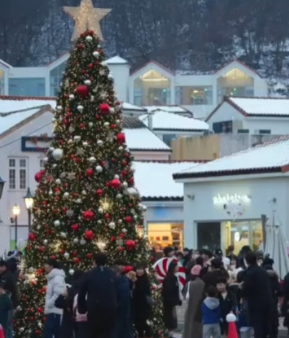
[{"x1": 1, "y1": 0, "x2": 289, "y2": 79}]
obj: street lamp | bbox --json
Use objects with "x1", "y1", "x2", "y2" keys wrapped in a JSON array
[
  {"x1": 0, "y1": 176, "x2": 5, "y2": 199},
  {"x1": 23, "y1": 188, "x2": 34, "y2": 231},
  {"x1": 12, "y1": 204, "x2": 20, "y2": 250}
]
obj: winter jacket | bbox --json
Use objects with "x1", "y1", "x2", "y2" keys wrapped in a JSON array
[
  {"x1": 202, "y1": 297, "x2": 221, "y2": 324},
  {"x1": 116, "y1": 275, "x2": 131, "y2": 319},
  {"x1": 0, "y1": 293, "x2": 13, "y2": 331},
  {"x1": 162, "y1": 274, "x2": 180, "y2": 307},
  {"x1": 218, "y1": 291, "x2": 237, "y2": 322},
  {"x1": 44, "y1": 268, "x2": 66, "y2": 315},
  {"x1": 242, "y1": 264, "x2": 273, "y2": 312},
  {"x1": 0, "y1": 270, "x2": 18, "y2": 308}
]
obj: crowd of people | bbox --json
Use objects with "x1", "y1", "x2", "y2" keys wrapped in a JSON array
[
  {"x1": 0, "y1": 246, "x2": 289, "y2": 338},
  {"x1": 161, "y1": 245, "x2": 287, "y2": 338}
]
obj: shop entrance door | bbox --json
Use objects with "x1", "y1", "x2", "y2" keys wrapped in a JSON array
[{"x1": 197, "y1": 222, "x2": 221, "y2": 250}]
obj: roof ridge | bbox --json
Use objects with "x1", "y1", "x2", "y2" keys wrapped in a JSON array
[
  {"x1": 0, "y1": 95, "x2": 56, "y2": 101},
  {"x1": 0, "y1": 104, "x2": 52, "y2": 116}
]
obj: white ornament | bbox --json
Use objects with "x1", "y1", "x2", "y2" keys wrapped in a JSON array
[
  {"x1": 98, "y1": 207, "x2": 103, "y2": 213},
  {"x1": 73, "y1": 238, "x2": 79, "y2": 244},
  {"x1": 82, "y1": 190, "x2": 87, "y2": 195},
  {"x1": 52, "y1": 148, "x2": 63, "y2": 160},
  {"x1": 76, "y1": 198, "x2": 82, "y2": 204},
  {"x1": 43, "y1": 157, "x2": 48, "y2": 163},
  {"x1": 114, "y1": 174, "x2": 120, "y2": 179},
  {"x1": 88, "y1": 122, "x2": 94, "y2": 127},
  {"x1": 80, "y1": 238, "x2": 86, "y2": 245},
  {"x1": 54, "y1": 220, "x2": 60, "y2": 227},
  {"x1": 77, "y1": 105, "x2": 84, "y2": 113},
  {"x1": 122, "y1": 228, "x2": 128, "y2": 233},
  {"x1": 69, "y1": 269, "x2": 75, "y2": 275},
  {"x1": 108, "y1": 73, "x2": 114, "y2": 80},
  {"x1": 69, "y1": 94, "x2": 75, "y2": 100},
  {"x1": 49, "y1": 147, "x2": 54, "y2": 152},
  {"x1": 64, "y1": 252, "x2": 70, "y2": 259},
  {"x1": 84, "y1": 79, "x2": 92, "y2": 86},
  {"x1": 93, "y1": 51, "x2": 100, "y2": 58},
  {"x1": 63, "y1": 192, "x2": 69, "y2": 199},
  {"x1": 60, "y1": 232, "x2": 67, "y2": 238},
  {"x1": 110, "y1": 108, "x2": 115, "y2": 114},
  {"x1": 55, "y1": 179, "x2": 61, "y2": 184},
  {"x1": 119, "y1": 146, "x2": 124, "y2": 151},
  {"x1": 97, "y1": 220, "x2": 102, "y2": 224},
  {"x1": 83, "y1": 142, "x2": 88, "y2": 147},
  {"x1": 86, "y1": 35, "x2": 93, "y2": 42},
  {"x1": 104, "y1": 122, "x2": 110, "y2": 127},
  {"x1": 52, "y1": 164, "x2": 57, "y2": 168},
  {"x1": 49, "y1": 190, "x2": 53, "y2": 196},
  {"x1": 43, "y1": 239, "x2": 48, "y2": 245},
  {"x1": 68, "y1": 139, "x2": 73, "y2": 144},
  {"x1": 69, "y1": 126, "x2": 75, "y2": 133},
  {"x1": 127, "y1": 187, "x2": 138, "y2": 196},
  {"x1": 109, "y1": 222, "x2": 116, "y2": 229},
  {"x1": 118, "y1": 219, "x2": 123, "y2": 224},
  {"x1": 122, "y1": 181, "x2": 128, "y2": 188},
  {"x1": 74, "y1": 135, "x2": 81, "y2": 142},
  {"x1": 56, "y1": 106, "x2": 63, "y2": 111},
  {"x1": 28, "y1": 267, "x2": 34, "y2": 273},
  {"x1": 97, "y1": 140, "x2": 104, "y2": 146},
  {"x1": 89, "y1": 157, "x2": 96, "y2": 163},
  {"x1": 116, "y1": 193, "x2": 122, "y2": 199},
  {"x1": 96, "y1": 165, "x2": 103, "y2": 173}
]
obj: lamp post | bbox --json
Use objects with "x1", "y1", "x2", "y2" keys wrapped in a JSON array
[
  {"x1": 0, "y1": 176, "x2": 5, "y2": 199},
  {"x1": 24, "y1": 188, "x2": 34, "y2": 231},
  {"x1": 12, "y1": 204, "x2": 20, "y2": 250}
]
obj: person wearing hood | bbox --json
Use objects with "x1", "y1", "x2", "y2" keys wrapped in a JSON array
[
  {"x1": 201, "y1": 286, "x2": 221, "y2": 338},
  {"x1": 162, "y1": 261, "x2": 181, "y2": 337},
  {"x1": 44, "y1": 259, "x2": 66, "y2": 338},
  {"x1": 263, "y1": 257, "x2": 282, "y2": 338}
]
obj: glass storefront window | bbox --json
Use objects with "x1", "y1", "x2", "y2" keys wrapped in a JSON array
[
  {"x1": 176, "y1": 86, "x2": 213, "y2": 105},
  {"x1": 133, "y1": 69, "x2": 171, "y2": 106},
  {"x1": 222, "y1": 220, "x2": 263, "y2": 254},
  {"x1": 148, "y1": 223, "x2": 183, "y2": 253},
  {"x1": 0, "y1": 69, "x2": 5, "y2": 95},
  {"x1": 50, "y1": 62, "x2": 66, "y2": 96},
  {"x1": 9, "y1": 78, "x2": 45, "y2": 97},
  {"x1": 217, "y1": 68, "x2": 254, "y2": 103}
]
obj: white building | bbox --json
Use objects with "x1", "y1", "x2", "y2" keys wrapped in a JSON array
[
  {"x1": 173, "y1": 136, "x2": 289, "y2": 252},
  {"x1": 207, "y1": 96, "x2": 289, "y2": 135},
  {"x1": 0, "y1": 55, "x2": 268, "y2": 119}
]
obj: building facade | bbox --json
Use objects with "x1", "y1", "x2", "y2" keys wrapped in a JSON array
[{"x1": 0, "y1": 56, "x2": 268, "y2": 120}]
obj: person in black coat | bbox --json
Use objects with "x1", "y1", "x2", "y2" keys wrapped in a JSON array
[
  {"x1": 78, "y1": 253, "x2": 118, "y2": 338},
  {"x1": 0, "y1": 261, "x2": 18, "y2": 308},
  {"x1": 242, "y1": 252, "x2": 273, "y2": 338},
  {"x1": 162, "y1": 261, "x2": 181, "y2": 336},
  {"x1": 133, "y1": 265, "x2": 152, "y2": 338}
]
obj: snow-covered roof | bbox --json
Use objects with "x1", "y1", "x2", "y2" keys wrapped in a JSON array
[
  {"x1": 122, "y1": 102, "x2": 147, "y2": 112},
  {"x1": 173, "y1": 136, "x2": 289, "y2": 180},
  {"x1": 105, "y1": 56, "x2": 128, "y2": 65},
  {"x1": 124, "y1": 128, "x2": 170, "y2": 151},
  {"x1": 139, "y1": 110, "x2": 209, "y2": 131},
  {"x1": 0, "y1": 107, "x2": 49, "y2": 135},
  {"x1": 0, "y1": 97, "x2": 56, "y2": 113},
  {"x1": 133, "y1": 161, "x2": 198, "y2": 199},
  {"x1": 144, "y1": 106, "x2": 189, "y2": 114},
  {"x1": 0, "y1": 59, "x2": 11, "y2": 69}
]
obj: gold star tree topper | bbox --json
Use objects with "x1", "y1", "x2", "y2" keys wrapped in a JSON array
[{"x1": 63, "y1": 0, "x2": 111, "y2": 41}]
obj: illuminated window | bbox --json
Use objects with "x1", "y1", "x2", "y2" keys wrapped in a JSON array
[
  {"x1": 133, "y1": 69, "x2": 171, "y2": 106},
  {"x1": 217, "y1": 68, "x2": 254, "y2": 102},
  {"x1": 50, "y1": 62, "x2": 66, "y2": 96},
  {"x1": 148, "y1": 223, "x2": 183, "y2": 252},
  {"x1": 0, "y1": 69, "x2": 5, "y2": 95},
  {"x1": 176, "y1": 86, "x2": 213, "y2": 105}
]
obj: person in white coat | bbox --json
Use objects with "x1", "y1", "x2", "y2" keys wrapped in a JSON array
[{"x1": 43, "y1": 259, "x2": 66, "y2": 338}]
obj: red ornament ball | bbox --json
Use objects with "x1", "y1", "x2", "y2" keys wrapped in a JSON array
[
  {"x1": 34, "y1": 171, "x2": 44, "y2": 183},
  {"x1": 116, "y1": 133, "x2": 126, "y2": 144},
  {"x1": 99, "y1": 103, "x2": 110, "y2": 115},
  {"x1": 75, "y1": 85, "x2": 89, "y2": 98},
  {"x1": 96, "y1": 189, "x2": 103, "y2": 196},
  {"x1": 71, "y1": 224, "x2": 79, "y2": 231},
  {"x1": 83, "y1": 210, "x2": 94, "y2": 221},
  {"x1": 111, "y1": 178, "x2": 121, "y2": 189},
  {"x1": 86, "y1": 253, "x2": 93, "y2": 259},
  {"x1": 84, "y1": 230, "x2": 94, "y2": 241},
  {"x1": 126, "y1": 240, "x2": 136, "y2": 250},
  {"x1": 28, "y1": 233, "x2": 36, "y2": 241},
  {"x1": 124, "y1": 216, "x2": 132, "y2": 223},
  {"x1": 74, "y1": 257, "x2": 80, "y2": 264},
  {"x1": 86, "y1": 168, "x2": 94, "y2": 177}
]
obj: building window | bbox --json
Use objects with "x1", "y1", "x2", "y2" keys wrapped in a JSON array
[
  {"x1": 9, "y1": 78, "x2": 45, "y2": 97},
  {"x1": 148, "y1": 223, "x2": 184, "y2": 253},
  {"x1": 259, "y1": 129, "x2": 271, "y2": 135},
  {"x1": 163, "y1": 134, "x2": 177, "y2": 146},
  {"x1": 212, "y1": 121, "x2": 232, "y2": 134},
  {"x1": 8, "y1": 158, "x2": 27, "y2": 190},
  {"x1": 0, "y1": 69, "x2": 5, "y2": 95},
  {"x1": 133, "y1": 69, "x2": 171, "y2": 106},
  {"x1": 50, "y1": 62, "x2": 67, "y2": 96},
  {"x1": 217, "y1": 68, "x2": 254, "y2": 103},
  {"x1": 238, "y1": 129, "x2": 249, "y2": 134},
  {"x1": 176, "y1": 86, "x2": 213, "y2": 105}
]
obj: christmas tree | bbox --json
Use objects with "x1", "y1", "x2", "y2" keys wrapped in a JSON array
[{"x1": 14, "y1": 31, "x2": 168, "y2": 338}]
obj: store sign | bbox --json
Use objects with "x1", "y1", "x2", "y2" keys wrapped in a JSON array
[{"x1": 213, "y1": 194, "x2": 250, "y2": 205}]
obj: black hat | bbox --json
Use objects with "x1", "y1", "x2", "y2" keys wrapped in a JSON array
[{"x1": 215, "y1": 248, "x2": 223, "y2": 257}]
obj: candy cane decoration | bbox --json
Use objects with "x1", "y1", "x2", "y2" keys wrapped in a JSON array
[{"x1": 153, "y1": 257, "x2": 186, "y2": 289}]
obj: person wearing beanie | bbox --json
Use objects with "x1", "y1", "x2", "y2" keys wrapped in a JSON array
[{"x1": 182, "y1": 265, "x2": 205, "y2": 338}]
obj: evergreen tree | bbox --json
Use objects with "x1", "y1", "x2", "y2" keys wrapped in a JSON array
[{"x1": 14, "y1": 30, "x2": 168, "y2": 338}]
